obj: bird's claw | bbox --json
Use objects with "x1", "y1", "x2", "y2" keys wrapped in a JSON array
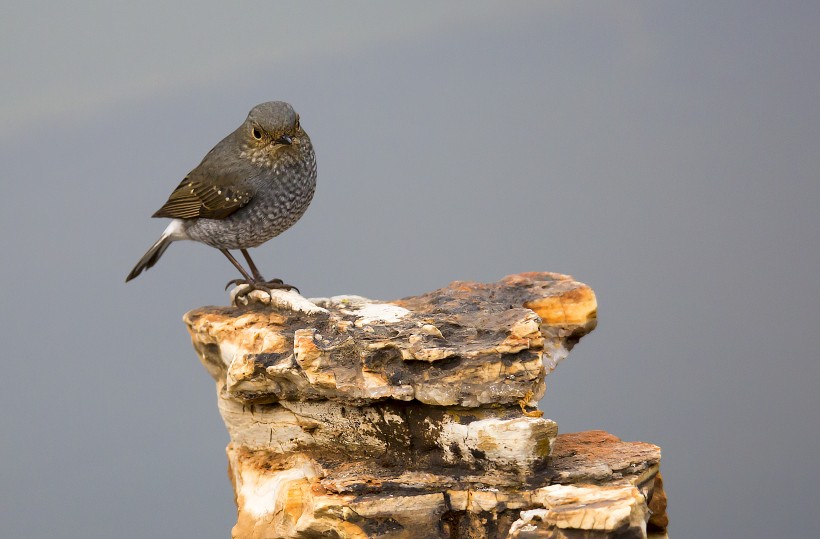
[
  {"x1": 260, "y1": 279, "x2": 299, "y2": 294},
  {"x1": 225, "y1": 278, "x2": 247, "y2": 290},
  {"x1": 228, "y1": 278, "x2": 300, "y2": 305}
]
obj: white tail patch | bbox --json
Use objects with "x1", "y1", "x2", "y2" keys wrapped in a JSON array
[{"x1": 163, "y1": 219, "x2": 188, "y2": 241}]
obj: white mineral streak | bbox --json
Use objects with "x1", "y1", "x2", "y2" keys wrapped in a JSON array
[
  {"x1": 315, "y1": 294, "x2": 368, "y2": 305},
  {"x1": 311, "y1": 295, "x2": 412, "y2": 325},
  {"x1": 438, "y1": 416, "x2": 557, "y2": 470},
  {"x1": 542, "y1": 339, "x2": 570, "y2": 373},
  {"x1": 235, "y1": 459, "x2": 320, "y2": 519},
  {"x1": 219, "y1": 340, "x2": 241, "y2": 370},
  {"x1": 508, "y1": 508, "x2": 550, "y2": 536},
  {"x1": 349, "y1": 302, "x2": 411, "y2": 326}
]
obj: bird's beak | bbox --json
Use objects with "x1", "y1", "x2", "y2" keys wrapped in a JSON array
[{"x1": 276, "y1": 134, "x2": 293, "y2": 145}]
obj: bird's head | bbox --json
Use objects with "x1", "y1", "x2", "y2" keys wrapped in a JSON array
[{"x1": 243, "y1": 101, "x2": 304, "y2": 150}]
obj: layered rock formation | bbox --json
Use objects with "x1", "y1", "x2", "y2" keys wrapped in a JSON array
[{"x1": 184, "y1": 272, "x2": 668, "y2": 538}]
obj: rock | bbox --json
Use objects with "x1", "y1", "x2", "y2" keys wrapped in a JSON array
[
  {"x1": 547, "y1": 430, "x2": 662, "y2": 484},
  {"x1": 217, "y1": 399, "x2": 557, "y2": 479},
  {"x1": 185, "y1": 272, "x2": 597, "y2": 408},
  {"x1": 183, "y1": 273, "x2": 668, "y2": 538},
  {"x1": 224, "y1": 431, "x2": 666, "y2": 539}
]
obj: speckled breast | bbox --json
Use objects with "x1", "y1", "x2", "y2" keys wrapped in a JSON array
[{"x1": 185, "y1": 140, "x2": 317, "y2": 250}]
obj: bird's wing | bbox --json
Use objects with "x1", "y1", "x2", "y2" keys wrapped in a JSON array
[{"x1": 152, "y1": 174, "x2": 253, "y2": 220}]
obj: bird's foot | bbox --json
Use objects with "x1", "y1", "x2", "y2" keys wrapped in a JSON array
[
  {"x1": 226, "y1": 278, "x2": 300, "y2": 306},
  {"x1": 226, "y1": 278, "x2": 299, "y2": 292}
]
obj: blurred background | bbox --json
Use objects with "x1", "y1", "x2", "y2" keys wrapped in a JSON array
[{"x1": 1, "y1": 2, "x2": 818, "y2": 537}]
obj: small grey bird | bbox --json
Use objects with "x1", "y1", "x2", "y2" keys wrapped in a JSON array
[{"x1": 126, "y1": 101, "x2": 316, "y2": 300}]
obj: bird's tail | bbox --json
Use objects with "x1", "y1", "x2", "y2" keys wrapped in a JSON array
[{"x1": 125, "y1": 232, "x2": 174, "y2": 282}]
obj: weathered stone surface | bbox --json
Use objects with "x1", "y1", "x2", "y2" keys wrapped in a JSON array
[
  {"x1": 225, "y1": 432, "x2": 666, "y2": 539},
  {"x1": 185, "y1": 272, "x2": 597, "y2": 408},
  {"x1": 217, "y1": 397, "x2": 557, "y2": 478},
  {"x1": 508, "y1": 484, "x2": 648, "y2": 538},
  {"x1": 547, "y1": 430, "x2": 662, "y2": 485},
  {"x1": 183, "y1": 273, "x2": 667, "y2": 538}
]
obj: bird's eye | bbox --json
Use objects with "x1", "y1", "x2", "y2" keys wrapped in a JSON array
[{"x1": 251, "y1": 127, "x2": 262, "y2": 140}]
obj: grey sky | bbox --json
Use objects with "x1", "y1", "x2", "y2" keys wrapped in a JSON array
[
  {"x1": 1, "y1": 2, "x2": 818, "y2": 537},
  {"x1": 1, "y1": 2, "x2": 551, "y2": 137}
]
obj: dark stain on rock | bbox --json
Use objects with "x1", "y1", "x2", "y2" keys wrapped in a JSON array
[
  {"x1": 360, "y1": 517, "x2": 403, "y2": 536},
  {"x1": 441, "y1": 509, "x2": 519, "y2": 539},
  {"x1": 448, "y1": 441, "x2": 463, "y2": 460}
]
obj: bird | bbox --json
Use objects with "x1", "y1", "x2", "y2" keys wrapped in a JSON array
[{"x1": 125, "y1": 101, "x2": 316, "y2": 302}]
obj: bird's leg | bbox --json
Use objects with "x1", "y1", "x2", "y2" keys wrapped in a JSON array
[
  {"x1": 240, "y1": 249, "x2": 299, "y2": 293},
  {"x1": 240, "y1": 249, "x2": 268, "y2": 282},
  {"x1": 222, "y1": 249, "x2": 299, "y2": 304},
  {"x1": 220, "y1": 249, "x2": 271, "y2": 305},
  {"x1": 221, "y1": 249, "x2": 266, "y2": 301},
  {"x1": 221, "y1": 249, "x2": 255, "y2": 285}
]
